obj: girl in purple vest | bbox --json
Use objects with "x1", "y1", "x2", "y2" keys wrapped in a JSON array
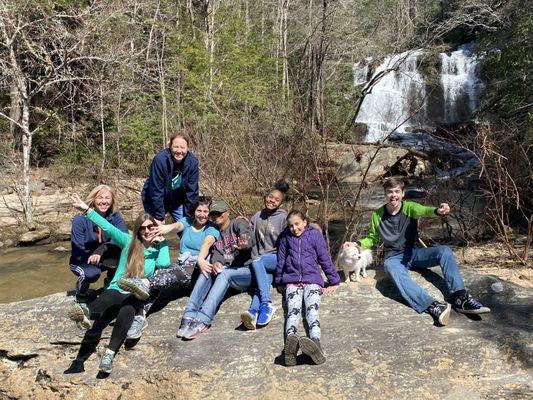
[{"x1": 275, "y1": 210, "x2": 340, "y2": 366}]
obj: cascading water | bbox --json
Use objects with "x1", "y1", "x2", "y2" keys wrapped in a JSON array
[
  {"x1": 354, "y1": 43, "x2": 484, "y2": 143},
  {"x1": 440, "y1": 43, "x2": 485, "y2": 124}
]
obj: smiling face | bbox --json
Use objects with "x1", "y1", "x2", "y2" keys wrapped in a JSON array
[
  {"x1": 209, "y1": 210, "x2": 230, "y2": 228},
  {"x1": 138, "y1": 220, "x2": 157, "y2": 242},
  {"x1": 194, "y1": 204, "x2": 210, "y2": 226},
  {"x1": 93, "y1": 189, "x2": 113, "y2": 214},
  {"x1": 170, "y1": 137, "x2": 189, "y2": 163},
  {"x1": 264, "y1": 189, "x2": 283, "y2": 212},
  {"x1": 288, "y1": 214, "x2": 307, "y2": 237},
  {"x1": 385, "y1": 185, "x2": 404, "y2": 210}
]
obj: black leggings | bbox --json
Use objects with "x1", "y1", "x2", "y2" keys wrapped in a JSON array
[{"x1": 86, "y1": 289, "x2": 142, "y2": 352}]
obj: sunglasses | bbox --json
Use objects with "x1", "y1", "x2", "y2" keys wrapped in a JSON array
[
  {"x1": 209, "y1": 211, "x2": 224, "y2": 218},
  {"x1": 139, "y1": 224, "x2": 156, "y2": 233}
]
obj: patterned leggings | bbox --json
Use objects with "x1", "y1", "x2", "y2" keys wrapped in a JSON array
[{"x1": 285, "y1": 284, "x2": 322, "y2": 340}]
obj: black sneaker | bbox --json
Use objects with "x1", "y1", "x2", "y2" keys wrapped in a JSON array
[
  {"x1": 283, "y1": 333, "x2": 299, "y2": 367},
  {"x1": 299, "y1": 337, "x2": 326, "y2": 365},
  {"x1": 426, "y1": 301, "x2": 451, "y2": 326},
  {"x1": 453, "y1": 294, "x2": 491, "y2": 314}
]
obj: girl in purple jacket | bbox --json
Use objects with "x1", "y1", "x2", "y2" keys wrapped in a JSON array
[{"x1": 275, "y1": 211, "x2": 340, "y2": 366}]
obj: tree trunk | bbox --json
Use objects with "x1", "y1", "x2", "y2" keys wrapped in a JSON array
[
  {"x1": 21, "y1": 95, "x2": 34, "y2": 229},
  {"x1": 9, "y1": 81, "x2": 22, "y2": 151}
]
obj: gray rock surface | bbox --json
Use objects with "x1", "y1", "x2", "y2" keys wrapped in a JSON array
[
  {"x1": 327, "y1": 143, "x2": 410, "y2": 183},
  {"x1": 0, "y1": 267, "x2": 531, "y2": 399}
]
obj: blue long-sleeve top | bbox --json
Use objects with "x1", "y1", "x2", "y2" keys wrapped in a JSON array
[
  {"x1": 141, "y1": 148, "x2": 199, "y2": 220},
  {"x1": 70, "y1": 211, "x2": 128, "y2": 266}
]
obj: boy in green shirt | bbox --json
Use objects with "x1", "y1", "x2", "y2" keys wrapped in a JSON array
[{"x1": 344, "y1": 177, "x2": 490, "y2": 325}]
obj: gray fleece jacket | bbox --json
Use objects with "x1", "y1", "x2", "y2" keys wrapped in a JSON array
[{"x1": 250, "y1": 208, "x2": 287, "y2": 259}]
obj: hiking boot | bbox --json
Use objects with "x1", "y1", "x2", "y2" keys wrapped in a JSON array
[
  {"x1": 67, "y1": 302, "x2": 91, "y2": 330},
  {"x1": 452, "y1": 293, "x2": 491, "y2": 314},
  {"x1": 426, "y1": 301, "x2": 451, "y2": 326},
  {"x1": 176, "y1": 317, "x2": 194, "y2": 338},
  {"x1": 283, "y1": 333, "x2": 300, "y2": 367},
  {"x1": 126, "y1": 315, "x2": 148, "y2": 340},
  {"x1": 299, "y1": 337, "x2": 326, "y2": 365},
  {"x1": 240, "y1": 309, "x2": 258, "y2": 330},
  {"x1": 257, "y1": 302, "x2": 276, "y2": 326},
  {"x1": 98, "y1": 351, "x2": 115, "y2": 373},
  {"x1": 182, "y1": 319, "x2": 210, "y2": 340},
  {"x1": 117, "y1": 277, "x2": 150, "y2": 300}
]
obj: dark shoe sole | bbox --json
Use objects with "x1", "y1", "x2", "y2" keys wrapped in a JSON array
[
  {"x1": 283, "y1": 333, "x2": 299, "y2": 367},
  {"x1": 117, "y1": 279, "x2": 150, "y2": 300},
  {"x1": 299, "y1": 337, "x2": 326, "y2": 365},
  {"x1": 240, "y1": 312, "x2": 257, "y2": 330},
  {"x1": 67, "y1": 304, "x2": 91, "y2": 330},
  {"x1": 454, "y1": 306, "x2": 491, "y2": 315},
  {"x1": 438, "y1": 303, "x2": 452, "y2": 326}
]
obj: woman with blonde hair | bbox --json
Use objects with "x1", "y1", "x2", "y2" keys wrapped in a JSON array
[
  {"x1": 69, "y1": 185, "x2": 128, "y2": 303},
  {"x1": 66, "y1": 194, "x2": 170, "y2": 374}
]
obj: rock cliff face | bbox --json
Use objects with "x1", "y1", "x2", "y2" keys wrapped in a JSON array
[{"x1": 0, "y1": 266, "x2": 531, "y2": 399}]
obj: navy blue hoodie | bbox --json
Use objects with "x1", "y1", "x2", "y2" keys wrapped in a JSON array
[
  {"x1": 70, "y1": 211, "x2": 128, "y2": 266},
  {"x1": 142, "y1": 148, "x2": 199, "y2": 219}
]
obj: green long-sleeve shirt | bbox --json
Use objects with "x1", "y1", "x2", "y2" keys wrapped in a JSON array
[
  {"x1": 359, "y1": 201, "x2": 438, "y2": 259},
  {"x1": 85, "y1": 210, "x2": 171, "y2": 291}
]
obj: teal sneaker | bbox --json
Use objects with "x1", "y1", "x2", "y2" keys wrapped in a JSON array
[
  {"x1": 117, "y1": 277, "x2": 150, "y2": 300},
  {"x1": 126, "y1": 315, "x2": 148, "y2": 340},
  {"x1": 99, "y1": 351, "x2": 115, "y2": 373}
]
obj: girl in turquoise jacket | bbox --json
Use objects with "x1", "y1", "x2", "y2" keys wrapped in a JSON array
[{"x1": 65, "y1": 194, "x2": 170, "y2": 375}]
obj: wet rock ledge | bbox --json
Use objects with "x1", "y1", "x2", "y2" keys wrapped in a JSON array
[{"x1": 0, "y1": 267, "x2": 531, "y2": 399}]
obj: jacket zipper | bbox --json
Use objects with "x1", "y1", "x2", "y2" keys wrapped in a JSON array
[{"x1": 297, "y1": 235, "x2": 302, "y2": 282}]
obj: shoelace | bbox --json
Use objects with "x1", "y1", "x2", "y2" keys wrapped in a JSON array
[
  {"x1": 101, "y1": 353, "x2": 114, "y2": 365},
  {"x1": 464, "y1": 295, "x2": 483, "y2": 308}
]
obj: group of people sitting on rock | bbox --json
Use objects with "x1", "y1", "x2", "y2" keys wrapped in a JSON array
[{"x1": 65, "y1": 132, "x2": 490, "y2": 375}]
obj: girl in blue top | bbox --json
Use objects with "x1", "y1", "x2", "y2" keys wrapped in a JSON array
[
  {"x1": 115, "y1": 197, "x2": 220, "y2": 337},
  {"x1": 66, "y1": 194, "x2": 170, "y2": 375}
]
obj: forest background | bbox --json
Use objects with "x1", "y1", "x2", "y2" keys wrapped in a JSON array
[{"x1": 0, "y1": 0, "x2": 531, "y2": 264}]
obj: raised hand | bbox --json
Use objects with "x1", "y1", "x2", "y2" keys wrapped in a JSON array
[
  {"x1": 233, "y1": 233, "x2": 250, "y2": 250},
  {"x1": 437, "y1": 203, "x2": 450, "y2": 216},
  {"x1": 153, "y1": 224, "x2": 175, "y2": 236},
  {"x1": 71, "y1": 194, "x2": 89, "y2": 213}
]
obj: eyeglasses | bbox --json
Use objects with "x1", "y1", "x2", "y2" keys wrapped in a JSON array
[
  {"x1": 139, "y1": 224, "x2": 156, "y2": 233},
  {"x1": 209, "y1": 212, "x2": 223, "y2": 218}
]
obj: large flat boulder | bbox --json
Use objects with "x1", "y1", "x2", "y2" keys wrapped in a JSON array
[
  {"x1": 327, "y1": 143, "x2": 409, "y2": 183},
  {"x1": 0, "y1": 266, "x2": 531, "y2": 399}
]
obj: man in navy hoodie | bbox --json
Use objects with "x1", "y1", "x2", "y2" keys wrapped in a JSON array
[{"x1": 142, "y1": 133, "x2": 199, "y2": 222}]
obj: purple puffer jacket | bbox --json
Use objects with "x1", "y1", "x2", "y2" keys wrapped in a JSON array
[{"x1": 275, "y1": 225, "x2": 340, "y2": 287}]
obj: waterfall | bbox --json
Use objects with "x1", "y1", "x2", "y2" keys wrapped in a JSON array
[
  {"x1": 440, "y1": 43, "x2": 485, "y2": 124},
  {"x1": 354, "y1": 43, "x2": 484, "y2": 143}
]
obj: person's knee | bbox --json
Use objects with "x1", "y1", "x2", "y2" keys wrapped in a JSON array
[
  {"x1": 383, "y1": 260, "x2": 400, "y2": 275},
  {"x1": 84, "y1": 267, "x2": 101, "y2": 283},
  {"x1": 437, "y1": 245, "x2": 454, "y2": 259}
]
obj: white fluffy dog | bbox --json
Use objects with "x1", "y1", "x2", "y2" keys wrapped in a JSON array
[{"x1": 338, "y1": 243, "x2": 373, "y2": 282}]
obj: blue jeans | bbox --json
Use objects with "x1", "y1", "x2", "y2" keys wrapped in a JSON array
[
  {"x1": 383, "y1": 246, "x2": 465, "y2": 313},
  {"x1": 184, "y1": 266, "x2": 252, "y2": 325},
  {"x1": 249, "y1": 253, "x2": 277, "y2": 309},
  {"x1": 170, "y1": 204, "x2": 185, "y2": 222}
]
